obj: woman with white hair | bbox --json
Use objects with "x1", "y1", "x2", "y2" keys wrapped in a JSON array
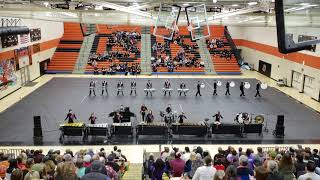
[
  {"x1": 266, "y1": 160, "x2": 284, "y2": 180},
  {"x1": 190, "y1": 153, "x2": 204, "y2": 178}
]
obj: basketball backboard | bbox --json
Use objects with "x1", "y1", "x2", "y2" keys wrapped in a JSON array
[
  {"x1": 185, "y1": 4, "x2": 210, "y2": 41},
  {"x1": 275, "y1": 0, "x2": 320, "y2": 53},
  {"x1": 153, "y1": 4, "x2": 181, "y2": 41}
]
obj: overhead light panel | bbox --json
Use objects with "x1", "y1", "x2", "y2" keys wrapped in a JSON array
[{"x1": 248, "y1": 2, "x2": 258, "y2": 6}]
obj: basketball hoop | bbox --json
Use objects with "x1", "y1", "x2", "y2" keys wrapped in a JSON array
[{"x1": 187, "y1": 24, "x2": 193, "y2": 32}]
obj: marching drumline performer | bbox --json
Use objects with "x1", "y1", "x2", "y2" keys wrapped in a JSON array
[
  {"x1": 89, "y1": 80, "x2": 96, "y2": 96},
  {"x1": 65, "y1": 109, "x2": 77, "y2": 123},
  {"x1": 88, "y1": 112, "x2": 97, "y2": 124},
  {"x1": 179, "y1": 82, "x2": 187, "y2": 96},
  {"x1": 166, "y1": 104, "x2": 172, "y2": 114},
  {"x1": 255, "y1": 82, "x2": 261, "y2": 97},
  {"x1": 117, "y1": 80, "x2": 124, "y2": 96},
  {"x1": 225, "y1": 81, "x2": 231, "y2": 96},
  {"x1": 240, "y1": 82, "x2": 245, "y2": 97},
  {"x1": 213, "y1": 80, "x2": 218, "y2": 96},
  {"x1": 101, "y1": 80, "x2": 108, "y2": 95},
  {"x1": 130, "y1": 80, "x2": 137, "y2": 96},
  {"x1": 195, "y1": 81, "x2": 202, "y2": 96},
  {"x1": 163, "y1": 80, "x2": 171, "y2": 96},
  {"x1": 145, "y1": 80, "x2": 153, "y2": 96}
]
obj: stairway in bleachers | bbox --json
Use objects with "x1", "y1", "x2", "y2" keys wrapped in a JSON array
[
  {"x1": 73, "y1": 34, "x2": 95, "y2": 74},
  {"x1": 205, "y1": 25, "x2": 241, "y2": 75},
  {"x1": 47, "y1": 22, "x2": 83, "y2": 73},
  {"x1": 140, "y1": 26, "x2": 152, "y2": 74}
]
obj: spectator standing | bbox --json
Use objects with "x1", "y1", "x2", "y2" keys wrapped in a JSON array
[
  {"x1": 298, "y1": 161, "x2": 320, "y2": 180},
  {"x1": 192, "y1": 156, "x2": 216, "y2": 180},
  {"x1": 169, "y1": 152, "x2": 185, "y2": 177}
]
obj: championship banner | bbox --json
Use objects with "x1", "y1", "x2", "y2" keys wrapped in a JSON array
[{"x1": 30, "y1": 28, "x2": 41, "y2": 42}]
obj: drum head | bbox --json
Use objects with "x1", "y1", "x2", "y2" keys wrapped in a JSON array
[
  {"x1": 200, "y1": 83, "x2": 205, "y2": 88},
  {"x1": 217, "y1": 81, "x2": 222, "y2": 87},
  {"x1": 261, "y1": 83, "x2": 268, "y2": 90},
  {"x1": 230, "y1": 81, "x2": 235, "y2": 87},
  {"x1": 244, "y1": 82, "x2": 251, "y2": 89}
]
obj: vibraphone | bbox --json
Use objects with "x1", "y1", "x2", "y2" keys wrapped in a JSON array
[
  {"x1": 136, "y1": 122, "x2": 168, "y2": 137},
  {"x1": 110, "y1": 122, "x2": 133, "y2": 136},
  {"x1": 85, "y1": 123, "x2": 109, "y2": 137},
  {"x1": 59, "y1": 123, "x2": 85, "y2": 144},
  {"x1": 170, "y1": 122, "x2": 208, "y2": 136}
]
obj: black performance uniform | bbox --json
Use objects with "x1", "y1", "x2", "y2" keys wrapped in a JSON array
[
  {"x1": 117, "y1": 81, "x2": 124, "y2": 96},
  {"x1": 146, "y1": 82, "x2": 153, "y2": 96},
  {"x1": 255, "y1": 83, "x2": 261, "y2": 97},
  {"x1": 140, "y1": 105, "x2": 147, "y2": 122},
  {"x1": 65, "y1": 112, "x2": 77, "y2": 123},
  {"x1": 196, "y1": 83, "x2": 202, "y2": 96},
  {"x1": 240, "y1": 83, "x2": 245, "y2": 97},
  {"x1": 130, "y1": 81, "x2": 137, "y2": 96},
  {"x1": 88, "y1": 115, "x2": 97, "y2": 124},
  {"x1": 213, "y1": 82, "x2": 218, "y2": 96},
  {"x1": 102, "y1": 80, "x2": 108, "y2": 95},
  {"x1": 179, "y1": 83, "x2": 187, "y2": 96},
  {"x1": 213, "y1": 113, "x2": 223, "y2": 123},
  {"x1": 89, "y1": 81, "x2": 96, "y2": 96},
  {"x1": 178, "y1": 114, "x2": 187, "y2": 123},
  {"x1": 225, "y1": 82, "x2": 230, "y2": 96},
  {"x1": 164, "y1": 81, "x2": 171, "y2": 96}
]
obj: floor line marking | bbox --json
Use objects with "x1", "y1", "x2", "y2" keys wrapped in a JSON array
[{"x1": 80, "y1": 95, "x2": 88, "y2": 104}]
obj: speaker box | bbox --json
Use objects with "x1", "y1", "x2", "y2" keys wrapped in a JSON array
[
  {"x1": 33, "y1": 116, "x2": 41, "y2": 128},
  {"x1": 277, "y1": 115, "x2": 284, "y2": 126},
  {"x1": 33, "y1": 128, "x2": 43, "y2": 137},
  {"x1": 274, "y1": 126, "x2": 285, "y2": 137}
]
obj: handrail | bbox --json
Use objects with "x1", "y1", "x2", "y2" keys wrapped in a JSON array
[{"x1": 224, "y1": 26, "x2": 243, "y2": 65}]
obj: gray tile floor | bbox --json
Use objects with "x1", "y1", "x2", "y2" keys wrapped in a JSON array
[{"x1": 0, "y1": 77, "x2": 319, "y2": 145}]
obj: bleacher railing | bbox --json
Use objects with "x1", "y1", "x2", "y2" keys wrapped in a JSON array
[
  {"x1": 0, "y1": 149, "x2": 23, "y2": 159},
  {"x1": 224, "y1": 26, "x2": 243, "y2": 65}
]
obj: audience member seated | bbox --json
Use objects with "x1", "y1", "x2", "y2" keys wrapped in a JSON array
[
  {"x1": 143, "y1": 145, "x2": 320, "y2": 180},
  {"x1": 0, "y1": 146, "x2": 129, "y2": 180}
]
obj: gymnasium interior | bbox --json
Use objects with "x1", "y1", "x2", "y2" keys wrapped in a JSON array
[{"x1": 0, "y1": 0, "x2": 320, "y2": 179}]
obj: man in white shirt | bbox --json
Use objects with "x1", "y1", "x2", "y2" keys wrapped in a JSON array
[
  {"x1": 182, "y1": 147, "x2": 191, "y2": 162},
  {"x1": 192, "y1": 155, "x2": 216, "y2": 180},
  {"x1": 298, "y1": 161, "x2": 320, "y2": 180}
]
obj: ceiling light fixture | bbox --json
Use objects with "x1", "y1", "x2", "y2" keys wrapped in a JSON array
[{"x1": 248, "y1": 2, "x2": 258, "y2": 6}]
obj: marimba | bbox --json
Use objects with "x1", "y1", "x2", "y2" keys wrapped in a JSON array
[
  {"x1": 85, "y1": 123, "x2": 109, "y2": 137},
  {"x1": 170, "y1": 122, "x2": 208, "y2": 136},
  {"x1": 136, "y1": 122, "x2": 168, "y2": 137},
  {"x1": 110, "y1": 122, "x2": 133, "y2": 136},
  {"x1": 59, "y1": 122, "x2": 85, "y2": 144}
]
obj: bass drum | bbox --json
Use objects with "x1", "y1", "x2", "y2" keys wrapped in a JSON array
[
  {"x1": 254, "y1": 115, "x2": 265, "y2": 124},
  {"x1": 236, "y1": 112, "x2": 251, "y2": 125}
]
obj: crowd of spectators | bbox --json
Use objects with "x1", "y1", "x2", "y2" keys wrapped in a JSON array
[
  {"x1": 145, "y1": 145, "x2": 320, "y2": 180},
  {"x1": 87, "y1": 30, "x2": 142, "y2": 75},
  {"x1": 151, "y1": 35, "x2": 204, "y2": 72},
  {"x1": 206, "y1": 38, "x2": 233, "y2": 60},
  {"x1": 0, "y1": 146, "x2": 128, "y2": 180}
]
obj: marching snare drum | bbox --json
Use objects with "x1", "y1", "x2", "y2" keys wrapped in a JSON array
[
  {"x1": 217, "y1": 81, "x2": 222, "y2": 87},
  {"x1": 244, "y1": 82, "x2": 251, "y2": 89},
  {"x1": 200, "y1": 83, "x2": 205, "y2": 88}
]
